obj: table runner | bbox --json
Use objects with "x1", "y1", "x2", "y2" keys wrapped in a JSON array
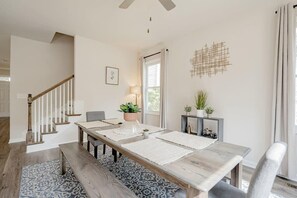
[
  {"x1": 102, "y1": 118, "x2": 125, "y2": 125},
  {"x1": 157, "y1": 131, "x2": 217, "y2": 150},
  {"x1": 77, "y1": 121, "x2": 111, "y2": 129},
  {"x1": 122, "y1": 138, "x2": 193, "y2": 166},
  {"x1": 95, "y1": 129, "x2": 143, "y2": 142}
]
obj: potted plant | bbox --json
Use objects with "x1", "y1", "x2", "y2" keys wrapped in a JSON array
[
  {"x1": 205, "y1": 106, "x2": 214, "y2": 118},
  {"x1": 119, "y1": 102, "x2": 141, "y2": 121},
  {"x1": 184, "y1": 105, "x2": 192, "y2": 115},
  {"x1": 195, "y1": 91, "x2": 207, "y2": 117}
]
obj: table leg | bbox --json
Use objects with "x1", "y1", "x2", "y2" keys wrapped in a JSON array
[
  {"x1": 78, "y1": 127, "x2": 83, "y2": 145},
  {"x1": 59, "y1": 150, "x2": 66, "y2": 175},
  {"x1": 231, "y1": 162, "x2": 242, "y2": 189},
  {"x1": 186, "y1": 187, "x2": 208, "y2": 198}
]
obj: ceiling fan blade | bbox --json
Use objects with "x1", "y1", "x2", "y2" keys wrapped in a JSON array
[
  {"x1": 119, "y1": 0, "x2": 135, "y2": 9},
  {"x1": 159, "y1": 0, "x2": 176, "y2": 11}
]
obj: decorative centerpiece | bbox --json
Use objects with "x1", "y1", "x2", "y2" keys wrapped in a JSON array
[
  {"x1": 205, "y1": 106, "x2": 214, "y2": 118},
  {"x1": 202, "y1": 128, "x2": 217, "y2": 139},
  {"x1": 118, "y1": 102, "x2": 141, "y2": 134},
  {"x1": 195, "y1": 91, "x2": 207, "y2": 117},
  {"x1": 184, "y1": 105, "x2": 192, "y2": 115},
  {"x1": 119, "y1": 102, "x2": 141, "y2": 121}
]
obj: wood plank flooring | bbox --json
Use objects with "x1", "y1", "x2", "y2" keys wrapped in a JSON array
[
  {"x1": 0, "y1": 117, "x2": 10, "y2": 189},
  {"x1": 0, "y1": 117, "x2": 296, "y2": 197}
]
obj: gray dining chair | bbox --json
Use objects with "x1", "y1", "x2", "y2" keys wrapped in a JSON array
[
  {"x1": 86, "y1": 111, "x2": 118, "y2": 162},
  {"x1": 174, "y1": 142, "x2": 287, "y2": 198},
  {"x1": 86, "y1": 111, "x2": 106, "y2": 159}
]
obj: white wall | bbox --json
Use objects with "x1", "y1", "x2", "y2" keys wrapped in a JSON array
[
  {"x1": 141, "y1": 5, "x2": 280, "y2": 167},
  {"x1": 10, "y1": 35, "x2": 74, "y2": 143},
  {"x1": 74, "y1": 36, "x2": 138, "y2": 121}
]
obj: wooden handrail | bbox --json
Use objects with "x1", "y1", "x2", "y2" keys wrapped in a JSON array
[{"x1": 31, "y1": 75, "x2": 74, "y2": 101}]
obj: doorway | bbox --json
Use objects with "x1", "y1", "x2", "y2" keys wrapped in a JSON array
[{"x1": 0, "y1": 78, "x2": 10, "y2": 117}]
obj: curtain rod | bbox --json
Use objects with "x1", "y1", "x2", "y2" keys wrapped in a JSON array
[
  {"x1": 143, "y1": 49, "x2": 169, "y2": 59},
  {"x1": 275, "y1": 4, "x2": 297, "y2": 14}
]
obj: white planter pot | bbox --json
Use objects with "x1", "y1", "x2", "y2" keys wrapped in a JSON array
[{"x1": 196, "y1": 110, "x2": 205, "y2": 117}]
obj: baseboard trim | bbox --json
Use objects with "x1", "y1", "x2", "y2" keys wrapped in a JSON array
[
  {"x1": 26, "y1": 140, "x2": 84, "y2": 153},
  {"x1": 9, "y1": 138, "x2": 26, "y2": 144}
]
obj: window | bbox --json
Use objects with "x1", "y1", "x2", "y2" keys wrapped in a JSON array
[
  {"x1": 144, "y1": 61, "x2": 161, "y2": 114},
  {"x1": 0, "y1": 77, "x2": 10, "y2": 82}
]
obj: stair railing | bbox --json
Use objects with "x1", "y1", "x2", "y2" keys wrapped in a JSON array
[{"x1": 26, "y1": 75, "x2": 74, "y2": 144}]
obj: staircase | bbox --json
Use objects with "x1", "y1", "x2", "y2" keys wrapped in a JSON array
[{"x1": 26, "y1": 75, "x2": 81, "y2": 147}]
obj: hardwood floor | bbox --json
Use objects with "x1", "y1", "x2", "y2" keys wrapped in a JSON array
[
  {"x1": 0, "y1": 117, "x2": 10, "y2": 190},
  {"x1": 0, "y1": 117, "x2": 59, "y2": 197},
  {"x1": 0, "y1": 117, "x2": 296, "y2": 197}
]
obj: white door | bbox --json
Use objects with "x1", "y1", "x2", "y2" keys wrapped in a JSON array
[{"x1": 0, "y1": 81, "x2": 10, "y2": 117}]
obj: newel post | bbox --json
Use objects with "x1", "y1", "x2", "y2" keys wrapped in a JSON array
[
  {"x1": 28, "y1": 94, "x2": 33, "y2": 131},
  {"x1": 27, "y1": 94, "x2": 33, "y2": 143}
]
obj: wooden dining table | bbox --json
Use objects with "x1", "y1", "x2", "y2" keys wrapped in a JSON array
[{"x1": 75, "y1": 122, "x2": 250, "y2": 198}]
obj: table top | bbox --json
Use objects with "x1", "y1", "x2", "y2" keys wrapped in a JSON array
[{"x1": 75, "y1": 122, "x2": 250, "y2": 192}]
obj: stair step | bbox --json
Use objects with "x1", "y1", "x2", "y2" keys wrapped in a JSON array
[
  {"x1": 53, "y1": 121, "x2": 70, "y2": 125},
  {"x1": 52, "y1": 118, "x2": 69, "y2": 124},
  {"x1": 26, "y1": 131, "x2": 44, "y2": 145},
  {"x1": 41, "y1": 131, "x2": 58, "y2": 135},
  {"x1": 26, "y1": 140, "x2": 44, "y2": 146},
  {"x1": 39, "y1": 124, "x2": 56, "y2": 132},
  {"x1": 65, "y1": 113, "x2": 82, "y2": 117}
]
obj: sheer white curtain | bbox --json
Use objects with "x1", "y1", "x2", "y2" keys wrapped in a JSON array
[
  {"x1": 140, "y1": 49, "x2": 168, "y2": 128},
  {"x1": 272, "y1": 3, "x2": 296, "y2": 180},
  {"x1": 160, "y1": 49, "x2": 168, "y2": 128}
]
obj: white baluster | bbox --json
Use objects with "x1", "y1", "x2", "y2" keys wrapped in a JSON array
[
  {"x1": 67, "y1": 80, "x2": 70, "y2": 115},
  {"x1": 70, "y1": 79, "x2": 73, "y2": 114},
  {"x1": 69, "y1": 79, "x2": 72, "y2": 114},
  {"x1": 63, "y1": 83, "x2": 66, "y2": 122},
  {"x1": 38, "y1": 98, "x2": 41, "y2": 142},
  {"x1": 41, "y1": 96, "x2": 44, "y2": 134},
  {"x1": 50, "y1": 91, "x2": 53, "y2": 132},
  {"x1": 72, "y1": 78, "x2": 74, "y2": 114},
  {"x1": 59, "y1": 85, "x2": 62, "y2": 122},
  {"x1": 55, "y1": 88, "x2": 57, "y2": 123},
  {"x1": 34, "y1": 101, "x2": 37, "y2": 134},
  {"x1": 46, "y1": 94, "x2": 48, "y2": 133}
]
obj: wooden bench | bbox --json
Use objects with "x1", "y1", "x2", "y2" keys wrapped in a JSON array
[{"x1": 59, "y1": 142, "x2": 137, "y2": 198}]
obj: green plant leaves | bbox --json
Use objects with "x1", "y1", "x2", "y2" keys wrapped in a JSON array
[
  {"x1": 195, "y1": 91, "x2": 207, "y2": 110},
  {"x1": 119, "y1": 102, "x2": 141, "y2": 113}
]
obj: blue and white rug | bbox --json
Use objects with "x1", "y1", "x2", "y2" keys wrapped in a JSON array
[
  {"x1": 20, "y1": 147, "x2": 179, "y2": 198},
  {"x1": 20, "y1": 147, "x2": 282, "y2": 198}
]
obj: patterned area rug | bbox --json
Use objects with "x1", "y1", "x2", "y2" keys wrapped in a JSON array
[{"x1": 20, "y1": 147, "x2": 282, "y2": 198}]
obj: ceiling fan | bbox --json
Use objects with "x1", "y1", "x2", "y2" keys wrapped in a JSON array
[{"x1": 119, "y1": 0, "x2": 176, "y2": 11}]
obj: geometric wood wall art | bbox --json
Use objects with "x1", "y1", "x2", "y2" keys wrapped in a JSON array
[{"x1": 190, "y1": 42, "x2": 231, "y2": 78}]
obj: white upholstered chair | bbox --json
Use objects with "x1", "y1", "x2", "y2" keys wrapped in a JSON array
[{"x1": 175, "y1": 142, "x2": 287, "y2": 198}]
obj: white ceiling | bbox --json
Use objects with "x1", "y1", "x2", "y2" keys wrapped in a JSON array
[{"x1": 0, "y1": 0, "x2": 280, "y2": 62}]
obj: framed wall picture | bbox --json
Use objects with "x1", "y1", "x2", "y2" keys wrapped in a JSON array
[{"x1": 105, "y1": 66, "x2": 119, "y2": 85}]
